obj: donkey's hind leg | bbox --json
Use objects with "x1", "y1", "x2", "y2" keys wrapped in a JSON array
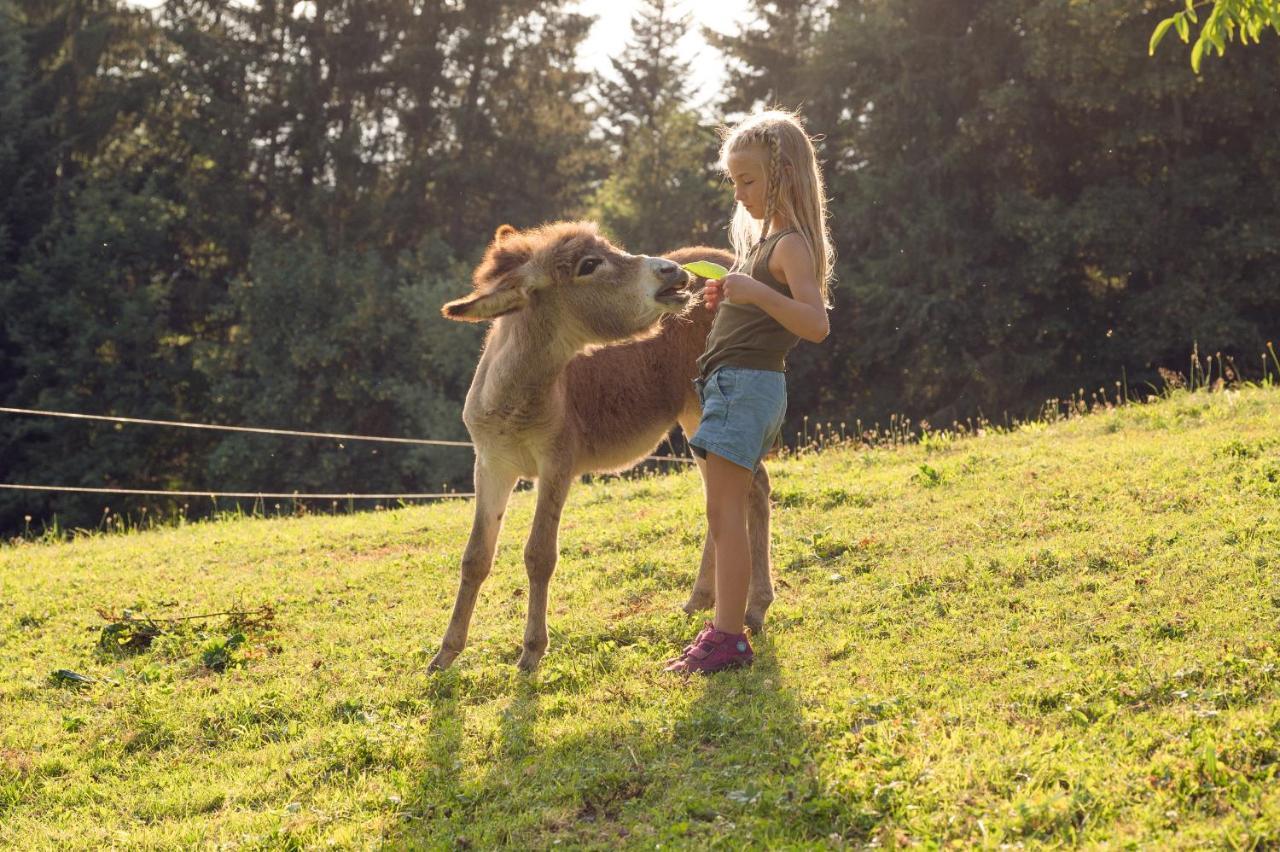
[
  {"x1": 683, "y1": 453, "x2": 717, "y2": 614},
  {"x1": 744, "y1": 463, "x2": 775, "y2": 634},
  {"x1": 428, "y1": 460, "x2": 519, "y2": 672}
]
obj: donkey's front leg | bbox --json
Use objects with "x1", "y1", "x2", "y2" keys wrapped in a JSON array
[
  {"x1": 428, "y1": 461, "x2": 519, "y2": 672},
  {"x1": 744, "y1": 463, "x2": 775, "y2": 634},
  {"x1": 517, "y1": 465, "x2": 573, "y2": 672},
  {"x1": 683, "y1": 454, "x2": 717, "y2": 614}
]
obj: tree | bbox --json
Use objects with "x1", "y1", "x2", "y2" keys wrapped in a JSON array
[
  {"x1": 0, "y1": 0, "x2": 608, "y2": 534},
  {"x1": 704, "y1": 0, "x2": 831, "y2": 117},
  {"x1": 717, "y1": 0, "x2": 1280, "y2": 431},
  {"x1": 588, "y1": 0, "x2": 723, "y2": 253},
  {"x1": 1150, "y1": 0, "x2": 1280, "y2": 72}
]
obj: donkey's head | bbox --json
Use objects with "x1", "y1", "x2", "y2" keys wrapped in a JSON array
[{"x1": 441, "y1": 222, "x2": 689, "y2": 345}]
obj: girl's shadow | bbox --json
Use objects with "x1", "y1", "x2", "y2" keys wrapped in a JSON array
[{"x1": 395, "y1": 630, "x2": 850, "y2": 847}]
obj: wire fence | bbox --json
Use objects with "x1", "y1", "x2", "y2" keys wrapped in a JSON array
[
  {"x1": 0, "y1": 483, "x2": 473, "y2": 501},
  {"x1": 0, "y1": 405, "x2": 695, "y2": 505}
]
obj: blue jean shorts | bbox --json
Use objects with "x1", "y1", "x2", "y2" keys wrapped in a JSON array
[{"x1": 689, "y1": 366, "x2": 787, "y2": 472}]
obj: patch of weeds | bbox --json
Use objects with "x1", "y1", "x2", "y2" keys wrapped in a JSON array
[
  {"x1": 1085, "y1": 553, "x2": 1122, "y2": 574},
  {"x1": 1011, "y1": 787, "x2": 1099, "y2": 842},
  {"x1": 1150, "y1": 616, "x2": 1193, "y2": 641},
  {"x1": 200, "y1": 694, "x2": 303, "y2": 746},
  {"x1": 912, "y1": 464, "x2": 944, "y2": 488},
  {"x1": 201, "y1": 632, "x2": 246, "y2": 672},
  {"x1": 622, "y1": 560, "x2": 681, "y2": 588},
  {"x1": 1256, "y1": 461, "x2": 1280, "y2": 498},
  {"x1": 98, "y1": 614, "x2": 164, "y2": 656},
  {"x1": 1217, "y1": 440, "x2": 1262, "y2": 459},
  {"x1": 1025, "y1": 549, "x2": 1066, "y2": 582},
  {"x1": 332, "y1": 698, "x2": 378, "y2": 725},
  {"x1": 773, "y1": 488, "x2": 808, "y2": 508},
  {"x1": 15, "y1": 613, "x2": 47, "y2": 629},
  {"x1": 597, "y1": 523, "x2": 671, "y2": 552},
  {"x1": 785, "y1": 530, "x2": 856, "y2": 572},
  {"x1": 578, "y1": 771, "x2": 647, "y2": 823},
  {"x1": 901, "y1": 574, "x2": 936, "y2": 600},
  {"x1": 315, "y1": 726, "x2": 395, "y2": 777},
  {"x1": 123, "y1": 714, "x2": 177, "y2": 754},
  {"x1": 1005, "y1": 550, "x2": 1064, "y2": 587},
  {"x1": 816, "y1": 488, "x2": 873, "y2": 509},
  {"x1": 95, "y1": 604, "x2": 275, "y2": 664}
]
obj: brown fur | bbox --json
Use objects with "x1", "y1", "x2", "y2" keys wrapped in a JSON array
[{"x1": 429, "y1": 222, "x2": 776, "y2": 672}]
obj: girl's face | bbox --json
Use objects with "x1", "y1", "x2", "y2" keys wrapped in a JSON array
[{"x1": 727, "y1": 147, "x2": 768, "y2": 220}]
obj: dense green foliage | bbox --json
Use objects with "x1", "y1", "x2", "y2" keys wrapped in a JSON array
[
  {"x1": 2, "y1": 0, "x2": 1278, "y2": 533},
  {"x1": 588, "y1": 0, "x2": 725, "y2": 252},
  {"x1": 2, "y1": 385, "x2": 1279, "y2": 845},
  {"x1": 1150, "y1": 0, "x2": 1280, "y2": 72}
]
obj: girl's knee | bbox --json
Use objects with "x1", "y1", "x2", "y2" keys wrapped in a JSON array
[{"x1": 706, "y1": 503, "x2": 748, "y2": 540}]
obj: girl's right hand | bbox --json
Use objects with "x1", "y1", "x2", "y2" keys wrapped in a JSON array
[{"x1": 703, "y1": 280, "x2": 722, "y2": 312}]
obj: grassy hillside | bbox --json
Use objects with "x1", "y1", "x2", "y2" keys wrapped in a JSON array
[{"x1": 2, "y1": 386, "x2": 1279, "y2": 849}]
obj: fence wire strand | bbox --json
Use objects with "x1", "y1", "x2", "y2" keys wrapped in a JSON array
[
  {"x1": 0, "y1": 483, "x2": 473, "y2": 501},
  {"x1": 0, "y1": 406, "x2": 695, "y2": 463},
  {"x1": 1, "y1": 404, "x2": 697, "y2": 505}
]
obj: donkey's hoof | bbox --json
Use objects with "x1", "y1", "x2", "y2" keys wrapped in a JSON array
[
  {"x1": 744, "y1": 608, "x2": 769, "y2": 636},
  {"x1": 516, "y1": 648, "x2": 544, "y2": 673},
  {"x1": 427, "y1": 648, "x2": 458, "y2": 672},
  {"x1": 682, "y1": 590, "x2": 715, "y2": 614}
]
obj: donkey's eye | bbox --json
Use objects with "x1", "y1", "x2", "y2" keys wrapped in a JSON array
[{"x1": 576, "y1": 257, "x2": 603, "y2": 277}]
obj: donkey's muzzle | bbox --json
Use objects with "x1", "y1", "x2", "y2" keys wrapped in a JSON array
[{"x1": 654, "y1": 262, "x2": 690, "y2": 306}]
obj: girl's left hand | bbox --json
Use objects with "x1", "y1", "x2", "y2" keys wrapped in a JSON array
[{"x1": 720, "y1": 272, "x2": 766, "y2": 306}]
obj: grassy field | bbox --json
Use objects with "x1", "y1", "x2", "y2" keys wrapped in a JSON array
[{"x1": 2, "y1": 385, "x2": 1279, "y2": 849}]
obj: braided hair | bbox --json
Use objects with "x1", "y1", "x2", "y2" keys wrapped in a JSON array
[{"x1": 718, "y1": 109, "x2": 834, "y2": 306}]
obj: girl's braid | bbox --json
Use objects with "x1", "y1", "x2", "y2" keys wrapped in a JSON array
[{"x1": 760, "y1": 128, "x2": 783, "y2": 244}]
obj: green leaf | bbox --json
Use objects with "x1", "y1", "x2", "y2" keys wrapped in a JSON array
[
  {"x1": 1191, "y1": 37, "x2": 1206, "y2": 72},
  {"x1": 681, "y1": 260, "x2": 729, "y2": 280},
  {"x1": 1150, "y1": 18, "x2": 1177, "y2": 54},
  {"x1": 1176, "y1": 12, "x2": 1191, "y2": 42},
  {"x1": 1185, "y1": 0, "x2": 1197, "y2": 23},
  {"x1": 1202, "y1": 742, "x2": 1218, "y2": 776},
  {"x1": 1209, "y1": 22, "x2": 1226, "y2": 53}
]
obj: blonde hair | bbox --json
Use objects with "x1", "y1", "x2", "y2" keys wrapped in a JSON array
[{"x1": 718, "y1": 109, "x2": 834, "y2": 306}]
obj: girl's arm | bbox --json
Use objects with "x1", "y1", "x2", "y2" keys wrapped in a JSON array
[{"x1": 715, "y1": 233, "x2": 829, "y2": 343}]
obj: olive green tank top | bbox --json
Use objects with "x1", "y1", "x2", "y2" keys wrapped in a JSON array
[{"x1": 696, "y1": 229, "x2": 801, "y2": 379}]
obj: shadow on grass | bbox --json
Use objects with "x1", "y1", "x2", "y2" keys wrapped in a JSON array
[{"x1": 392, "y1": 631, "x2": 863, "y2": 848}]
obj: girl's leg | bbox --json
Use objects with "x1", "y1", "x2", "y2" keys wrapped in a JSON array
[{"x1": 704, "y1": 451, "x2": 756, "y2": 634}]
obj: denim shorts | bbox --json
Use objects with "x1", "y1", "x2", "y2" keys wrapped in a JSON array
[{"x1": 689, "y1": 366, "x2": 787, "y2": 472}]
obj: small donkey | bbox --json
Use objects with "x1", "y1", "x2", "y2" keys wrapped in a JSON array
[{"x1": 431, "y1": 221, "x2": 775, "y2": 672}]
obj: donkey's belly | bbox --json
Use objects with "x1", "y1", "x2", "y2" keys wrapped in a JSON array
[{"x1": 576, "y1": 418, "x2": 677, "y2": 476}]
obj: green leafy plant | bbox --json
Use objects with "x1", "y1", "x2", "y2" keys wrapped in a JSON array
[
  {"x1": 201, "y1": 632, "x2": 247, "y2": 673},
  {"x1": 1150, "y1": 0, "x2": 1280, "y2": 72}
]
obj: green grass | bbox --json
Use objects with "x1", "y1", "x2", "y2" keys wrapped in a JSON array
[{"x1": 3, "y1": 386, "x2": 1279, "y2": 849}]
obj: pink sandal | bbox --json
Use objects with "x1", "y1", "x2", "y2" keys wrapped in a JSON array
[{"x1": 664, "y1": 623, "x2": 754, "y2": 674}]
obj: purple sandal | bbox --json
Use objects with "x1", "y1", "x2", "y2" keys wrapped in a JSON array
[
  {"x1": 665, "y1": 621, "x2": 717, "y2": 667},
  {"x1": 664, "y1": 623, "x2": 754, "y2": 674}
]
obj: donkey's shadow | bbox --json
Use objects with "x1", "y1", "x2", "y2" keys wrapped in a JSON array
[{"x1": 396, "y1": 633, "x2": 848, "y2": 847}]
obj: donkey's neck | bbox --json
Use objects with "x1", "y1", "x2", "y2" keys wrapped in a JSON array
[{"x1": 470, "y1": 310, "x2": 586, "y2": 430}]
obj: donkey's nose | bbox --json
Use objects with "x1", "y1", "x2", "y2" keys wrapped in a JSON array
[{"x1": 656, "y1": 261, "x2": 688, "y2": 288}]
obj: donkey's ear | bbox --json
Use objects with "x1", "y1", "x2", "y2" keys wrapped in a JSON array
[
  {"x1": 494, "y1": 224, "x2": 518, "y2": 242},
  {"x1": 441, "y1": 279, "x2": 529, "y2": 323}
]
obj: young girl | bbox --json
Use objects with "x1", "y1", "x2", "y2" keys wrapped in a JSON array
[{"x1": 665, "y1": 109, "x2": 834, "y2": 675}]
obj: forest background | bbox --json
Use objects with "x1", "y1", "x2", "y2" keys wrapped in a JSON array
[{"x1": 2, "y1": 0, "x2": 1277, "y2": 534}]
